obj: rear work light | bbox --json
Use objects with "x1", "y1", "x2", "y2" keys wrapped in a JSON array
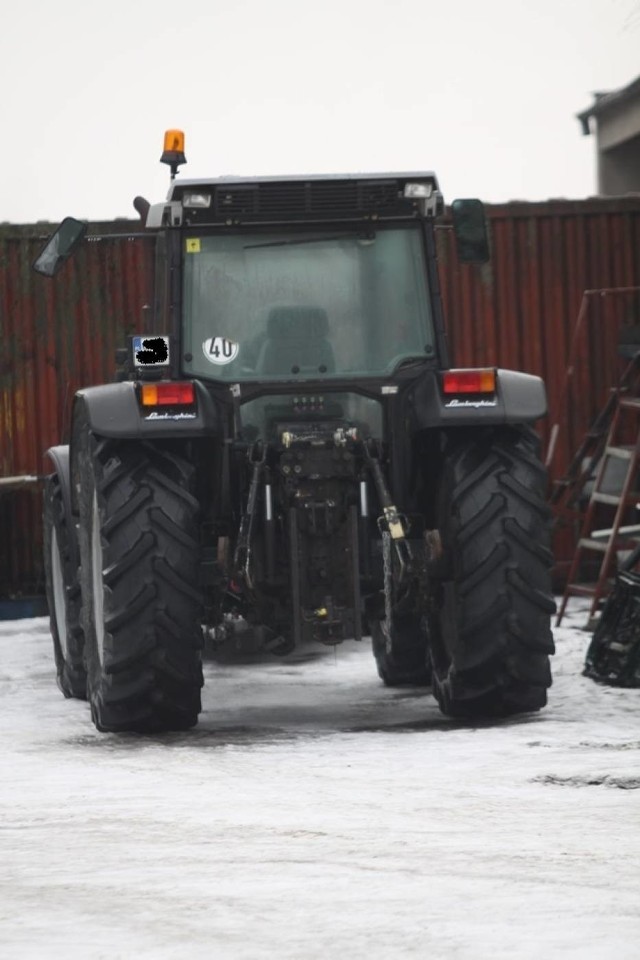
[
  {"x1": 442, "y1": 368, "x2": 496, "y2": 394},
  {"x1": 404, "y1": 182, "x2": 433, "y2": 199},
  {"x1": 140, "y1": 382, "x2": 196, "y2": 406},
  {"x1": 183, "y1": 192, "x2": 211, "y2": 209}
]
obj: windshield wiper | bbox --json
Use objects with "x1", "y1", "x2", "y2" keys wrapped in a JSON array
[
  {"x1": 244, "y1": 231, "x2": 375, "y2": 250},
  {"x1": 394, "y1": 355, "x2": 433, "y2": 371}
]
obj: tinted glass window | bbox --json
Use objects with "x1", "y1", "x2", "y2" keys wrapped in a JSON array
[{"x1": 182, "y1": 226, "x2": 433, "y2": 381}]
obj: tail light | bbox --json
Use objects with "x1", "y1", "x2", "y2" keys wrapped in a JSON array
[
  {"x1": 140, "y1": 382, "x2": 196, "y2": 406},
  {"x1": 442, "y1": 369, "x2": 496, "y2": 394}
]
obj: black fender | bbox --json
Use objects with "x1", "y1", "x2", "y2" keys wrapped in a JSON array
[
  {"x1": 44, "y1": 444, "x2": 79, "y2": 573},
  {"x1": 73, "y1": 379, "x2": 221, "y2": 439},
  {"x1": 410, "y1": 368, "x2": 547, "y2": 429}
]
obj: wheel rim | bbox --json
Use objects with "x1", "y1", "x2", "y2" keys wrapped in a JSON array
[
  {"x1": 50, "y1": 527, "x2": 69, "y2": 660},
  {"x1": 91, "y1": 490, "x2": 105, "y2": 666}
]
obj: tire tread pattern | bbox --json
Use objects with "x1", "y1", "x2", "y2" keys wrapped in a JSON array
[
  {"x1": 77, "y1": 427, "x2": 204, "y2": 733},
  {"x1": 371, "y1": 616, "x2": 431, "y2": 687},
  {"x1": 43, "y1": 476, "x2": 87, "y2": 699},
  {"x1": 430, "y1": 425, "x2": 555, "y2": 718}
]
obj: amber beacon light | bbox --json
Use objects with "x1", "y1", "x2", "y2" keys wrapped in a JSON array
[{"x1": 160, "y1": 129, "x2": 186, "y2": 177}]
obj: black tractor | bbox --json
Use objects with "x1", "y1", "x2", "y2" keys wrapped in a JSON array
[{"x1": 39, "y1": 131, "x2": 555, "y2": 732}]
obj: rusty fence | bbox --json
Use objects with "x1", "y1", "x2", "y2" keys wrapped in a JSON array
[
  {"x1": 1, "y1": 198, "x2": 640, "y2": 594},
  {"x1": 0, "y1": 221, "x2": 154, "y2": 595}
]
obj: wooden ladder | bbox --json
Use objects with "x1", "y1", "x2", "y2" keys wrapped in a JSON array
[{"x1": 556, "y1": 388, "x2": 640, "y2": 627}]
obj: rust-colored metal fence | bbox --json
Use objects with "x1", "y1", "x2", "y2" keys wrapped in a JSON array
[
  {"x1": 437, "y1": 197, "x2": 640, "y2": 580},
  {"x1": 0, "y1": 222, "x2": 154, "y2": 595},
  {"x1": 1, "y1": 197, "x2": 640, "y2": 594}
]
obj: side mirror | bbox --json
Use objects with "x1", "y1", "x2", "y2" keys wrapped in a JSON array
[
  {"x1": 33, "y1": 217, "x2": 87, "y2": 277},
  {"x1": 451, "y1": 199, "x2": 490, "y2": 264}
]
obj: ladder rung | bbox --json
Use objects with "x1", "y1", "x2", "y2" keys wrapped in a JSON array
[
  {"x1": 591, "y1": 492, "x2": 622, "y2": 505},
  {"x1": 619, "y1": 397, "x2": 640, "y2": 410},
  {"x1": 589, "y1": 524, "x2": 640, "y2": 541},
  {"x1": 565, "y1": 583, "x2": 598, "y2": 596},
  {"x1": 578, "y1": 538, "x2": 609, "y2": 552},
  {"x1": 591, "y1": 491, "x2": 640, "y2": 505},
  {"x1": 605, "y1": 445, "x2": 634, "y2": 460}
]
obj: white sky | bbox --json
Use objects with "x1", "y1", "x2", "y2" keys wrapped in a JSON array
[{"x1": 1, "y1": 0, "x2": 639, "y2": 223}]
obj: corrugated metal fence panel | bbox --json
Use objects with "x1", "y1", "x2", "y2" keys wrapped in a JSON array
[
  {"x1": 438, "y1": 197, "x2": 640, "y2": 575},
  {"x1": 0, "y1": 222, "x2": 155, "y2": 594},
  {"x1": 438, "y1": 197, "x2": 640, "y2": 461},
  {"x1": 1, "y1": 200, "x2": 640, "y2": 592}
]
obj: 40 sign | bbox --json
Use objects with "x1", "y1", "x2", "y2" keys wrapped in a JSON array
[{"x1": 202, "y1": 336, "x2": 239, "y2": 365}]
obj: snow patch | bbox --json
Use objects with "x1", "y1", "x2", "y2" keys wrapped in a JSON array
[{"x1": 1, "y1": 606, "x2": 640, "y2": 959}]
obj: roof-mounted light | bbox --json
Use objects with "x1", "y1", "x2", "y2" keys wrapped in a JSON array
[
  {"x1": 160, "y1": 129, "x2": 187, "y2": 178},
  {"x1": 404, "y1": 182, "x2": 433, "y2": 199},
  {"x1": 183, "y1": 192, "x2": 212, "y2": 209}
]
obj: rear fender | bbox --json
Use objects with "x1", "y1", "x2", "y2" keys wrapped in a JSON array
[
  {"x1": 73, "y1": 380, "x2": 221, "y2": 439},
  {"x1": 411, "y1": 368, "x2": 547, "y2": 428}
]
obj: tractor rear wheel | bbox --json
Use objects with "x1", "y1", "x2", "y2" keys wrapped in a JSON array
[
  {"x1": 371, "y1": 615, "x2": 430, "y2": 686},
  {"x1": 428, "y1": 426, "x2": 555, "y2": 718},
  {"x1": 74, "y1": 415, "x2": 204, "y2": 733},
  {"x1": 43, "y1": 475, "x2": 87, "y2": 699}
]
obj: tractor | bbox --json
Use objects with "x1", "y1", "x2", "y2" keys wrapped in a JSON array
[{"x1": 38, "y1": 130, "x2": 555, "y2": 732}]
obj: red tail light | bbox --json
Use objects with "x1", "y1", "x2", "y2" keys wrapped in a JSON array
[
  {"x1": 442, "y1": 369, "x2": 496, "y2": 394},
  {"x1": 140, "y1": 382, "x2": 195, "y2": 406}
]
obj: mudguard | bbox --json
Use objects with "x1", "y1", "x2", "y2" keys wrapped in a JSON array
[
  {"x1": 410, "y1": 368, "x2": 547, "y2": 429},
  {"x1": 74, "y1": 380, "x2": 221, "y2": 439}
]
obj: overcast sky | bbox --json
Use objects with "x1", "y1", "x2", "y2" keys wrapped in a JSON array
[{"x1": 1, "y1": 0, "x2": 639, "y2": 223}]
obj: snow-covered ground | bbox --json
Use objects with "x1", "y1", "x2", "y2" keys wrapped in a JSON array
[{"x1": 1, "y1": 603, "x2": 639, "y2": 960}]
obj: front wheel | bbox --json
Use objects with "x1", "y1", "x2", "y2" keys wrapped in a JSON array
[
  {"x1": 74, "y1": 411, "x2": 204, "y2": 733},
  {"x1": 371, "y1": 615, "x2": 431, "y2": 686},
  {"x1": 428, "y1": 426, "x2": 555, "y2": 718}
]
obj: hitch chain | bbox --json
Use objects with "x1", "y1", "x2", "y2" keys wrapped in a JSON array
[
  {"x1": 363, "y1": 439, "x2": 414, "y2": 654},
  {"x1": 381, "y1": 530, "x2": 394, "y2": 654}
]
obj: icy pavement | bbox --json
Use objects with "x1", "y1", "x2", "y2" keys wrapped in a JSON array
[{"x1": 1, "y1": 603, "x2": 639, "y2": 960}]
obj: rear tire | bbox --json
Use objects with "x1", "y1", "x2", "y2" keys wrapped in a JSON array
[
  {"x1": 74, "y1": 414, "x2": 204, "y2": 733},
  {"x1": 371, "y1": 615, "x2": 431, "y2": 686},
  {"x1": 428, "y1": 426, "x2": 555, "y2": 718},
  {"x1": 43, "y1": 475, "x2": 86, "y2": 699}
]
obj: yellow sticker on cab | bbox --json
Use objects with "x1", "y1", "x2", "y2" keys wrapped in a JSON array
[{"x1": 186, "y1": 238, "x2": 201, "y2": 253}]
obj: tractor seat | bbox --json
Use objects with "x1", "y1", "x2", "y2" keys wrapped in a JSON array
[{"x1": 256, "y1": 306, "x2": 335, "y2": 376}]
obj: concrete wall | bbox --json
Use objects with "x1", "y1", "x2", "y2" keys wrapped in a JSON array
[
  {"x1": 589, "y1": 84, "x2": 640, "y2": 195},
  {"x1": 599, "y1": 134, "x2": 640, "y2": 194}
]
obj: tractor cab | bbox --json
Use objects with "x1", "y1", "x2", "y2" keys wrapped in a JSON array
[{"x1": 38, "y1": 130, "x2": 553, "y2": 735}]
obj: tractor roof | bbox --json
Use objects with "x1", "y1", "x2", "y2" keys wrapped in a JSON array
[
  {"x1": 168, "y1": 171, "x2": 439, "y2": 191},
  {"x1": 161, "y1": 172, "x2": 442, "y2": 226}
]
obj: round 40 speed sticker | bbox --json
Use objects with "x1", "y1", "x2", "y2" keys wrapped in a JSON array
[{"x1": 202, "y1": 336, "x2": 239, "y2": 365}]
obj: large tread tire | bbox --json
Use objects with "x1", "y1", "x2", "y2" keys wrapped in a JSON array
[
  {"x1": 428, "y1": 426, "x2": 555, "y2": 718},
  {"x1": 43, "y1": 475, "x2": 87, "y2": 699},
  {"x1": 371, "y1": 615, "x2": 431, "y2": 686},
  {"x1": 75, "y1": 414, "x2": 204, "y2": 733}
]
